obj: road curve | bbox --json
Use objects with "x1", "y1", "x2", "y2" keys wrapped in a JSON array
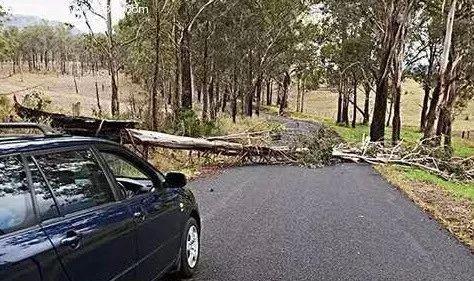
[{"x1": 171, "y1": 164, "x2": 474, "y2": 280}]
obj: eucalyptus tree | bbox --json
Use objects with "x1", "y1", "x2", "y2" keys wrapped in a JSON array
[
  {"x1": 424, "y1": 0, "x2": 474, "y2": 149},
  {"x1": 71, "y1": 0, "x2": 121, "y2": 116}
]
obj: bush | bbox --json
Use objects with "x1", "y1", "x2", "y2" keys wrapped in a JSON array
[
  {"x1": 22, "y1": 91, "x2": 51, "y2": 111},
  {"x1": 169, "y1": 109, "x2": 222, "y2": 137},
  {"x1": 0, "y1": 96, "x2": 12, "y2": 121},
  {"x1": 294, "y1": 126, "x2": 341, "y2": 167}
]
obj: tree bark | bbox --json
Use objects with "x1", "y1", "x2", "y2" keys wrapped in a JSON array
[
  {"x1": 180, "y1": 27, "x2": 193, "y2": 110},
  {"x1": 337, "y1": 91, "x2": 343, "y2": 124},
  {"x1": 352, "y1": 75, "x2": 358, "y2": 128},
  {"x1": 106, "y1": 0, "x2": 119, "y2": 117},
  {"x1": 201, "y1": 26, "x2": 210, "y2": 121},
  {"x1": 172, "y1": 18, "x2": 181, "y2": 116},
  {"x1": 151, "y1": 5, "x2": 162, "y2": 130},
  {"x1": 300, "y1": 79, "x2": 306, "y2": 113},
  {"x1": 266, "y1": 79, "x2": 272, "y2": 106},
  {"x1": 370, "y1": 2, "x2": 411, "y2": 142},
  {"x1": 279, "y1": 72, "x2": 290, "y2": 116},
  {"x1": 420, "y1": 44, "x2": 436, "y2": 131},
  {"x1": 255, "y1": 75, "x2": 263, "y2": 116},
  {"x1": 424, "y1": 0, "x2": 457, "y2": 139},
  {"x1": 296, "y1": 78, "x2": 301, "y2": 113},
  {"x1": 342, "y1": 91, "x2": 349, "y2": 127},
  {"x1": 244, "y1": 51, "x2": 254, "y2": 117},
  {"x1": 363, "y1": 82, "x2": 370, "y2": 125},
  {"x1": 208, "y1": 76, "x2": 215, "y2": 121}
]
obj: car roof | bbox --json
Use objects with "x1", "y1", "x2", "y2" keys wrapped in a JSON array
[{"x1": 0, "y1": 135, "x2": 119, "y2": 156}]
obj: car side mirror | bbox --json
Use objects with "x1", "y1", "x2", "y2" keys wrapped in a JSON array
[{"x1": 165, "y1": 172, "x2": 187, "y2": 189}]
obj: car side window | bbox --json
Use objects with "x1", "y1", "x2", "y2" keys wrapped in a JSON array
[
  {"x1": 100, "y1": 152, "x2": 156, "y2": 198},
  {"x1": 102, "y1": 152, "x2": 150, "y2": 180},
  {"x1": 34, "y1": 149, "x2": 115, "y2": 215},
  {"x1": 0, "y1": 155, "x2": 36, "y2": 235},
  {"x1": 26, "y1": 157, "x2": 60, "y2": 221}
]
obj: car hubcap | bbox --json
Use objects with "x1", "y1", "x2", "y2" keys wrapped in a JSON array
[{"x1": 186, "y1": 225, "x2": 199, "y2": 268}]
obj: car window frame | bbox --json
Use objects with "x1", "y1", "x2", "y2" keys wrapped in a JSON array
[
  {"x1": 93, "y1": 144, "x2": 165, "y2": 201},
  {"x1": 21, "y1": 145, "x2": 122, "y2": 222},
  {"x1": 0, "y1": 153, "x2": 41, "y2": 238}
]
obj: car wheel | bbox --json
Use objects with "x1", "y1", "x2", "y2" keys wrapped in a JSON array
[{"x1": 179, "y1": 217, "x2": 200, "y2": 278}]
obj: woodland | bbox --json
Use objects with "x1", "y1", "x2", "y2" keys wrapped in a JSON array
[{"x1": 0, "y1": 0, "x2": 473, "y2": 152}]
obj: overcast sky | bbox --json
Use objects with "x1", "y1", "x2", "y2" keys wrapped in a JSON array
[{"x1": 1, "y1": 0, "x2": 128, "y2": 32}]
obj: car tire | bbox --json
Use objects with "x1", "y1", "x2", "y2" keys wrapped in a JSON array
[{"x1": 178, "y1": 217, "x2": 200, "y2": 278}]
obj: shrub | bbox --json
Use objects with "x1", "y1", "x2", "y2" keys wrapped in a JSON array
[
  {"x1": 22, "y1": 91, "x2": 51, "y2": 111},
  {"x1": 0, "y1": 96, "x2": 12, "y2": 121},
  {"x1": 169, "y1": 109, "x2": 222, "y2": 137},
  {"x1": 294, "y1": 126, "x2": 341, "y2": 167}
]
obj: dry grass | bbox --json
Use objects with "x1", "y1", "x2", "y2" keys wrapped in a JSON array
[
  {"x1": 290, "y1": 79, "x2": 474, "y2": 133},
  {"x1": 376, "y1": 165, "x2": 473, "y2": 250},
  {"x1": 0, "y1": 70, "x2": 145, "y2": 117}
]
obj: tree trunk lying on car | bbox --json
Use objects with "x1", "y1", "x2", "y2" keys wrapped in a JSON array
[{"x1": 13, "y1": 95, "x2": 138, "y2": 140}]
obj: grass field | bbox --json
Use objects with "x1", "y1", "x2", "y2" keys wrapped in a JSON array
[
  {"x1": 284, "y1": 78, "x2": 474, "y2": 157},
  {"x1": 292, "y1": 79, "x2": 473, "y2": 134},
  {"x1": 0, "y1": 69, "x2": 146, "y2": 118}
]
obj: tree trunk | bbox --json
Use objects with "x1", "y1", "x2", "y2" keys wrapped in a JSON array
[
  {"x1": 255, "y1": 75, "x2": 262, "y2": 116},
  {"x1": 437, "y1": 58, "x2": 458, "y2": 150},
  {"x1": 386, "y1": 94, "x2": 393, "y2": 127},
  {"x1": 342, "y1": 92, "x2": 349, "y2": 127},
  {"x1": 73, "y1": 75, "x2": 79, "y2": 95},
  {"x1": 420, "y1": 85, "x2": 431, "y2": 131},
  {"x1": 424, "y1": 0, "x2": 457, "y2": 140},
  {"x1": 180, "y1": 28, "x2": 193, "y2": 109},
  {"x1": 266, "y1": 79, "x2": 272, "y2": 106},
  {"x1": 392, "y1": 23, "x2": 407, "y2": 145},
  {"x1": 279, "y1": 72, "x2": 290, "y2": 116},
  {"x1": 222, "y1": 86, "x2": 228, "y2": 113},
  {"x1": 201, "y1": 27, "x2": 209, "y2": 121},
  {"x1": 172, "y1": 18, "x2": 180, "y2": 116},
  {"x1": 214, "y1": 77, "x2": 220, "y2": 117},
  {"x1": 370, "y1": 3, "x2": 410, "y2": 142},
  {"x1": 208, "y1": 76, "x2": 215, "y2": 121},
  {"x1": 371, "y1": 76, "x2": 389, "y2": 141},
  {"x1": 244, "y1": 51, "x2": 253, "y2": 117},
  {"x1": 420, "y1": 45, "x2": 436, "y2": 131},
  {"x1": 363, "y1": 82, "x2": 370, "y2": 125},
  {"x1": 352, "y1": 75, "x2": 358, "y2": 128},
  {"x1": 392, "y1": 87, "x2": 402, "y2": 145},
  {"x1": 300, "y1": 79, "x2": 306, "y2": 113},
  {"x1": 107, "y1": 0, "x2": 119, "y2": 117},
  {"x1": 337, "y1": 91, "x2": 343, "y2": 124},
  {"x1": 231, "y1": 65, "x2": 238, "y2": 123},
  {"x1": 151, "y1": 6, "x2": 162, "y2": 130},
  {"x1": 296, "y1": 78, "x2": 301, "y2": 113}
]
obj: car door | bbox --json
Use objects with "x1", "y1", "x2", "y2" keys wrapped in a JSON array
[
  {"x1": 98, "y1": 148, "x2": 183, "y2": 280},
  {"x1": 0, "y1": 154, "x2": 69, "y2": 281},
  {"x1": 29, "y1": 148, "x2": 138, "y2": 281}
]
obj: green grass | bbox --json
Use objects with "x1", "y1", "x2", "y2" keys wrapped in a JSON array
[
  {"x1": 395, "y1": 166, "x2": 474, "y2": 201},
  {"x1": 286, "y1": 110, "x2": 473, "y2": 158},
  {"x1": 452, "y1": 138, "x2": 474, "y2": 158}
]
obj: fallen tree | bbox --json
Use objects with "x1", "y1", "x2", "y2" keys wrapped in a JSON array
[
  {"x1": 125, "y1": 129, "x2": 304, "y2": 164},
  {"x1": 332, "y1": 140, "x2": 474, "y2": 182},
  {"x1": 14, "y1": 95, "x2": 138, "y2": 140}
]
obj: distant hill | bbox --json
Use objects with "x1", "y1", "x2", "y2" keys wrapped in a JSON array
[{"x1": 3, "y1": 14, "x2": 82, "y2": 34}]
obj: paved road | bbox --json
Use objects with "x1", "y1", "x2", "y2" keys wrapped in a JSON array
[{"x1": 172, "y1": 164, "x2": 474, "y2": 280}]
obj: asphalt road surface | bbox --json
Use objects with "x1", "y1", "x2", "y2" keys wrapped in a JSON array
[{"x1": 168, "y1": 164, "x2": 474, "y2": 281}]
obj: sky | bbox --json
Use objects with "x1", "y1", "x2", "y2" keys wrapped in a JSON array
[{"x1": 1, "y1": 0, "x2": 128, "y2": 32}]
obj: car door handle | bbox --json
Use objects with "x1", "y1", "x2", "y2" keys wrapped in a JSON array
[
  {"x1": 60, "y1": 231, "x2": 82, "y2": 250},
  {"x1": 134, "y1": 211, "x2": 146, "y2": 222}
]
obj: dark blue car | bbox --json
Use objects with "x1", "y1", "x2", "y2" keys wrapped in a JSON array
[{"x1": 0, "y1": 123, "x2": 201, "y2": 281}]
